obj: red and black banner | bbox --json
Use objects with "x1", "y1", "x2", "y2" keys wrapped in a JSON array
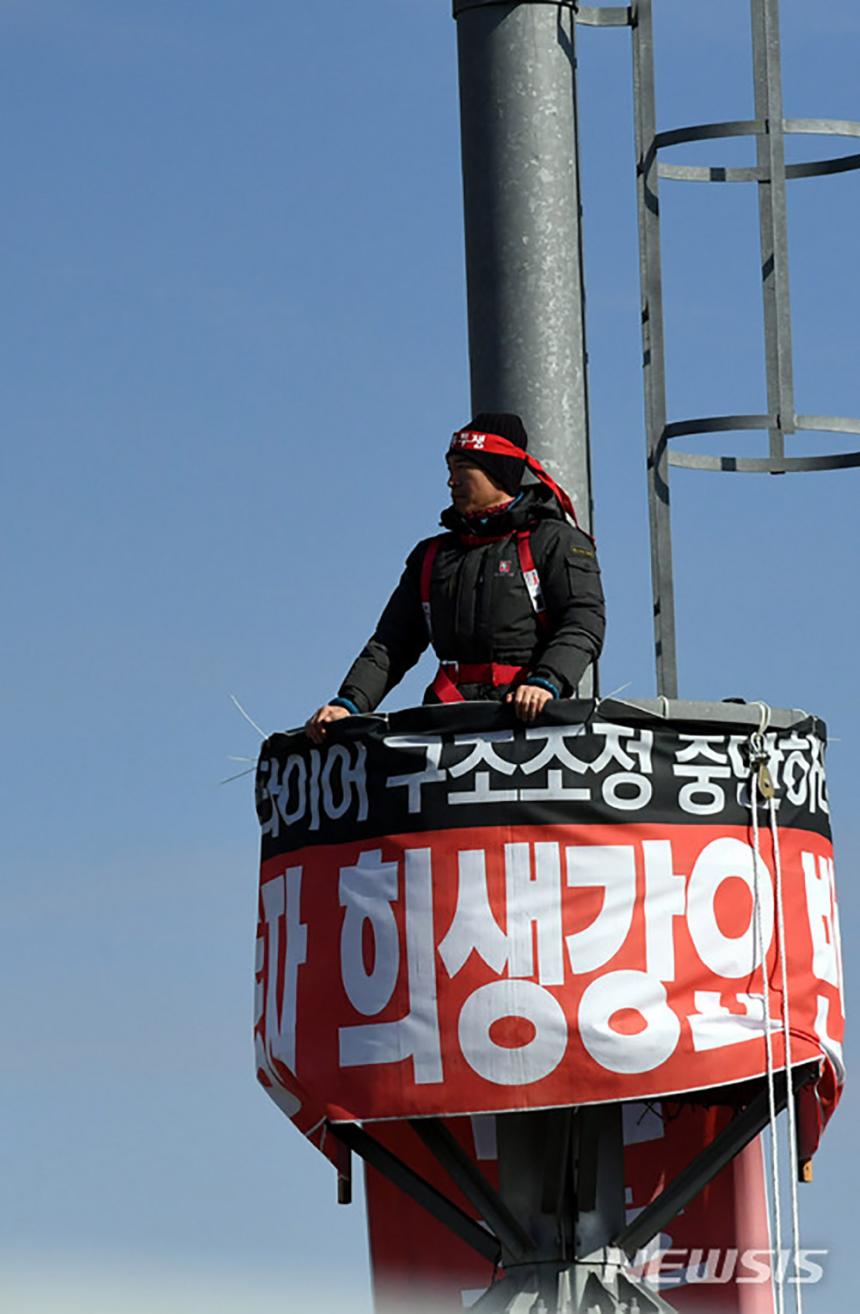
[{"x1": 255, "y1": 701, "x2": 842, "y2": 1134}]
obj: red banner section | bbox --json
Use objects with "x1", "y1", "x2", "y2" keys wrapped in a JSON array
[{"x1": 256, "y1": 820, "x2": 843, "y2": 1127}]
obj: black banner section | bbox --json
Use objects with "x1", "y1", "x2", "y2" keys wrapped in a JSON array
[{"x1": 256, "y1": 701, "x2": 829, "y2": 858}]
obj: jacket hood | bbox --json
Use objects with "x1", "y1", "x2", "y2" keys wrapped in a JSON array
[{"x1": 439, "y1": 481, "x2": 566, "y2": 537}]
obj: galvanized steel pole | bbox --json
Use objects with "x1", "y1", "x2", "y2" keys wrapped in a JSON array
[
  {"x1": 453, "y1": 0, "x2": 593, "y2": 542},
  {"x1": 630, "y1": 0, "x2": 679, "y2": 698}
]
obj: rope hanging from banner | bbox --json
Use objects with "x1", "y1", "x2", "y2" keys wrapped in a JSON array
[
  {"x1": 769, "y1": 779, "x2": 805, "y2": 1314},
  {"x1": 750, "y1": 747, "x2": 785, "y2": 1314},
  {"x1": 748, "y1": 701, "x2": 805, "y2": 1312}
]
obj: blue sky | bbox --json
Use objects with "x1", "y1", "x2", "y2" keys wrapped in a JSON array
[{"x1": 2, "y1": 2, "x2": 858, "y2": 1310}]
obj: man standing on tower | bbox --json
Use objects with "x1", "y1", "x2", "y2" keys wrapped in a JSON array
[{"x1": 306, "y1": 413, "x2": 605, "y2": 741}]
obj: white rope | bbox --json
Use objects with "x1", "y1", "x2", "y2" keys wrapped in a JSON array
[
  {"x1": 750, "y1": 751, "x2": 785, "y2": 1314},
  {"x1": 769, "y1": 794, "x2": 804, "y2": 1313},
  {"x1": 752, "y1": 699, "x2": 772, "y2": 736},
  {"x1": 229, "y1": 692, "x2": 268, "y2": 740},
  {"x1": 598, "y1": 680, "x2": 633, "y2": 703}
]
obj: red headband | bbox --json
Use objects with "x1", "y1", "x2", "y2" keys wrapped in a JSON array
[{"x1": 450, "y1": 429, "x2": 581, "y2": 527}]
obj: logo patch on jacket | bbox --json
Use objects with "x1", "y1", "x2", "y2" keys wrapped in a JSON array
[{"x1": 498, "y1": 560, "x2": 513, "y2": 574}]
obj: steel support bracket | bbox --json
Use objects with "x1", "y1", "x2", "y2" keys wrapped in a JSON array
[
  {"x1": 614, "y1": 1063, "x2": 820, "y2": 1257},
  {"x1": 409, "y1": 1117, "x2": 537, "y2": 1261},
  {"x1": 330, "y1": 1122, "x2": 501, "y2": 1265}
]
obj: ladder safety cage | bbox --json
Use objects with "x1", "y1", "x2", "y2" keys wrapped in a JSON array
[{"x1": 585, "y1": 0, "x2": 860, "y2": 694}]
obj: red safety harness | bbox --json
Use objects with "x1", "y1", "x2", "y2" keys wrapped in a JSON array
[{"x1": 420, "y1": 529, "x2": 549, "y2": 704}]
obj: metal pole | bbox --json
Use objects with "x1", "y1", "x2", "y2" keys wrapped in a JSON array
[
  {"x1": 631, "y1": 0, "x2": 679, "y2": 698},
  {"x1": 751, "y1": 0, "x2": 795, "y2": 466},
  {"x1": 453, "y1": 0, "x2": 594, "y2": 540}
]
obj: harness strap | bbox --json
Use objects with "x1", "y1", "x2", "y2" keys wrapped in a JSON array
[
  {"x1": 421, "y1": 532, "x2": 547, "y2": 633},
  {"x1": 430, "y1": 662, "x2": 527, "y2": 704},
  {"x1": 420, "y1": 530, "x2": 546, "y2": 701},
  {"x1": 419, "y1": 536, "x2": 442, "y2": 640},
  {"x1": 429, "y1": 664, "x2": 463, "y2": 704},
  {"x1": 516, "y1": 529, "x2": 549, "y2": 631}
]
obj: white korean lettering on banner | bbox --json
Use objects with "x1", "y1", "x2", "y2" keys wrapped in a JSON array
[
  {"x1": 688, "y1": 991, "x2": 778, "y2": 1052},
  {"x1": 803, "y1": 852, "x2": 842, "y2": 988},
  {"x1": 687, "y1": 837, "x2": 774, "y2": 977},
  {"x1": 578, "y1": 970, "x2": 681, "y2": 1074},
  {"x1": 447, "y1": 731, "x2": 519, "y2": 804},
  {"x1": 262, "y1": 744, "x2": 368, "y2": 835},
  {"x1": 438, "y1": 843, "x2": 566, "y2": 1082},
  {"x1": 565, "y1": 845, "x2": 637, "y2": 973},
  {"x1": 590, "y1": 723, "x2": 654, "y2": 810},
  {"x1": 260, "y1": 867, "x2": 307, "y2": 1072},
  {"x1": 642, "y1": 840, "x2": 687, "y2": 981},
  {"x1": 385, "y1": 735, "x2": 445, "y2": 813},
  {"x1": 322, "y1": 744, "x2": 369, "y2": 821},
  {"x1": 255, "y1": 928, "x2": 293, "y2": 1105},
  {"x1": 506, "y1": 842, "x2": 565, "y2": 985},
  {"x1": 259, "y1": 755, "x2": 304, "y2": 838},
  {"x1": 339, "y1": 848, "x2": 443, "y2": 1084},
  {"x1": 339, "y1": 850, "x2": 400, "y2": 1015},
  {"x1": 518, "y1": 725, "x2": 590, "y2": 803},
  {"x1": 438, "y1": 849, "x2": 507, "y2": 977},
  {"x1": 254, "y1": 1029, "x2": 302, "y2": 1120},
  {"x1": 320, "y1": 834, "x2": 824, "y2": 1088},
  {"x1": 435, "y1": 724, "x2": 657, "y2": 808},
  {"x1": 829, "y1": 856, "x2": 845, "y2": 1005},
  {"x1": 458, "y1": 979, "x2": 568, "y2": 1085},
  {"x1": 783, "y1": 733, "x2": 828, "y2": 814},
  {"x1": 265, "y1": 724, "x2": 825, "y2": 833},
  {"x1": 439, "y1": 843, "x2": 564, "y2": 985},
  {"x1": 673, "y1": 735, "x2": 732, "y2": 815}
]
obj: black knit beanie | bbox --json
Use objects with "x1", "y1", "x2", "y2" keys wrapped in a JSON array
[{"x1": 454, "y1": 412, "x2": 528, "y2": 496}]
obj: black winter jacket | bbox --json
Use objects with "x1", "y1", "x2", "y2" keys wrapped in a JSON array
[{"x1": 338, "y1": 485, "x2": 605, "y2": 711}]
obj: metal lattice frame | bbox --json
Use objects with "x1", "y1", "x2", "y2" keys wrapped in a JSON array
[{"x1": 577, "y1": 0, "x2": 860, "y2": 696}]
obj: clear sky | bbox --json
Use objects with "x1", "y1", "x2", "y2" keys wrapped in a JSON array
[{"x1": 2, "y1": 2, "x2": 857, "y2": 1311}]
